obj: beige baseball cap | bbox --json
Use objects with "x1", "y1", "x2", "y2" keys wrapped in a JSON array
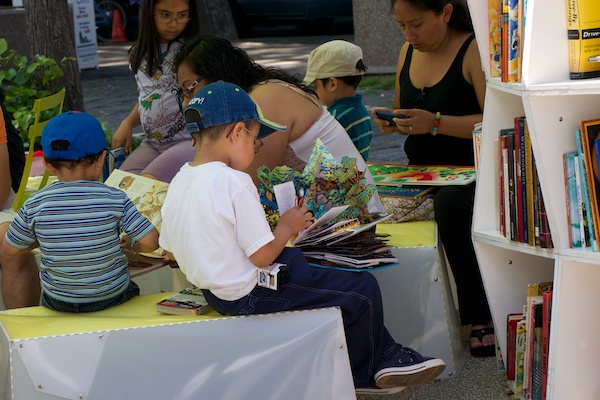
[{"x1": 303, "y1": 40, "x2": 366, "y2": 85}]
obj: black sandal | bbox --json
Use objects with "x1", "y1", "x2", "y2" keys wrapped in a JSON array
[{"x1": 470, "y1": 327, "x2": 496, "y2": 357}]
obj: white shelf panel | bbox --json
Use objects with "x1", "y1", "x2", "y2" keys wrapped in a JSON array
[{"x1": 473, "y1": 231, "x2": 557, "y2": 258}]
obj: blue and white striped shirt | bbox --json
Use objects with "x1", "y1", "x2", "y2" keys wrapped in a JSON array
[{"x1": 6, "y1": 180, "x2": 155, "y2": 303}]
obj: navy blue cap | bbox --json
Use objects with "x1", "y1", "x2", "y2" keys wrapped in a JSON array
[
  {"x1": 184, "y1": 81, "x2": 286, "y2": 139},
  {"x1": 42, "y1": 111, "x2": 107, "y2": 160}
]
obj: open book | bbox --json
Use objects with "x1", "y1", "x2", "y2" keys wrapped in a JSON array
[
  {"x1": 104, "y1": 169, "x2": 169, "y2": 258},
  {"x1": 156, "y1": 286, "x2": 211, "y2": 316}
]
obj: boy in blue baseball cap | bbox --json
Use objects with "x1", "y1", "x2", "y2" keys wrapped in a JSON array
[
  {"x1": 2, "y1": 111, "x2": 159, "y2": 312},
  {"x1": 160, "y1": 81, "x2": 445, "y2": 394}
]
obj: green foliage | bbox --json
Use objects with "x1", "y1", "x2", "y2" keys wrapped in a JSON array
[
  {"x1": 360, "y1": 74, "x2": 396, "y2": 93},
  {"x1": 0, "y1": 38, "x2": 71, "y2": 147}
]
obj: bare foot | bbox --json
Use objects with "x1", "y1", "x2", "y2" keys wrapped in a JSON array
[{"x1": 470, "y1": 321, "x2": 495, "y2": 355}]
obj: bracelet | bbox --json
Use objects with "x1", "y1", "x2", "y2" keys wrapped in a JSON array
[
  {"x1": 130, "y1": 239, "x2": 138, "y2": 254},
  {"x1": 432, "y1": 112, "x2": 441, "y2": 136}
]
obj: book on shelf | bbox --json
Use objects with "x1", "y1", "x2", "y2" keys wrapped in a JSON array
[
  {"x1": 156, "y1": 286, "x2": 211, "y2": 316},
  {"x1": 573, "y1": 153, "x2": 592, "y2": 247},
  {"x1": 501, "y1": 0, "x2": 510, "y2": 82},
  {"x1": 499, "y1": 130, "x2": 510, "y2": 237},
  {"x1": 367, "y1": 163, "x2": 476, "y2": 187},
  {"x1": 524, "y1": 119, "x2": 535, "y2": 246},
  {"x1": 514, "y1": 318, "x2": 527, "y2": 398},
  {"x1": 488, "y1": 0, "x2": 502, "y2": 77},
  {"x1": 541, "y1": 290, "x2": 553, "y2": 400},
  {"x1": 507, "y1": 312, "x2": 524, "y2": 381},
  {"x1": 576, "y1": 124, "x2": 600, "y2": 250},
  {"x1": 473, "y1": 122, "x2": 482, "y2": 172},
  {"x1": 523, "y1": 281, "x2": 553, "y2": 399},
  {"x1": 564, "y1": 152, "x2": 584, "y2": 248},
  {"x1": 506, "y1": 129, "x2": 517, "y2": 241},
  {"x1": 507, "y1": 0, "x2": 520, "y2": 82},
  {"x1": 565, "y1": 0, "x2": 600, "y2": 79},
  {"x1": 104, "y1": 169, "x2": 169, "y2": 258},
  {"x1": 531, "y1": 303, "x2": 544, "y2": 400}
]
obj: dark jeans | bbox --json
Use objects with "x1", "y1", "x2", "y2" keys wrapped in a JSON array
[
  {"x1": 434, "y1": 183, "x2": 492, "y2": 326},
  {"x1": 203, "y1": 247, "x2": 401, "y2": 386},
  {"x1": 42, "y1": 281, "x2": 140, "y2": 313}
]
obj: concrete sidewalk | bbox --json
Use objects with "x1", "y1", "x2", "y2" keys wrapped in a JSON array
[{"x1": 80, "y1": 36, "x2": 407, "y2": 164}]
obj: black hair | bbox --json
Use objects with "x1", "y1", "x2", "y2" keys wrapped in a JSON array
[
  {"x1": 318, "y1": 59, "x2": 367, "y2": 90},
  {"x1": 44, "y1": 141, "x2": 104, "y2": 170},
  {"x1": 129, "y1": 0, "x2": 200, "y2": 76},
  {"x1": 390, "y1": 0, "x2": 473, "y2": 33},
  {"x1": 173, "y1": 35, "x2": 312, "y2": 93},
  {"x1": 189, "y1": 121, "x2": 252, "y2": 144}
]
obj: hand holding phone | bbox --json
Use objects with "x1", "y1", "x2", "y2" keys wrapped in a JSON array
[{"x1": 375, "y1": 111, "x2": 407, "y2": 126}]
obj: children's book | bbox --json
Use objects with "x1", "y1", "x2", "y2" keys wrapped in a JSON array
[
  {"x1": 367, "y1": 163, "x2": 476, "y2": 187},
  {"x1": 573, "y1": 154, "x2": 591, "y2": 247},
  {"x1": 104, "y1": 169, "x2": 169, "y2": 257},
  {"x1": 507, "y1": 312, "x2": 524, "y2": 381},
  {"x1": 375, "y1": 185, "x2": 434, "y2": 200},
  {"x1": 515, "y1": 318, "x2": 527, "y2": 398},
  {"x1": 156, "y1": 287, "x2": 211, "y2": 316},
  {"x1": 507, "y1": 0, "x2": 520, "y2": 82},
  {"x1": 566, "y1": 0, "x2": 600, "y2": 79},
  {"x1": 541, "y1": 290, "x2": 553, "y2": 400},
  {"x1": 102, "y1": 147, "x2": 128, "y2": 181},
  {"x1": 575, "y1": 129, "x2": 596, "y2": 250},
  {"x1": 488, "y1": 0, "x2": 502, "y2": 77},
  {"x1": 564, "y1": 152, "x2": 583, "y2": 247}
]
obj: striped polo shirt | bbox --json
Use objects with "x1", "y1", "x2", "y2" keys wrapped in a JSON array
[
  {"x1": 6, "y1": 180, "x2": 155, "y2": 303},
  {"x1": 327, "y1": 94, "x2": 373, "y2": 161}
]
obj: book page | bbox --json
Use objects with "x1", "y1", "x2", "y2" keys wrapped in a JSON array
[{"x1": 105, "y1": 169, "x2": 169, "y2": 258}]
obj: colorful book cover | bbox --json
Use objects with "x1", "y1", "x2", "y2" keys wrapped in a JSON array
[
  {"x1": 515, "y1": 319, "x2": 527, "y2": 398},
  {"x1": 566, "y1": 0, "x2": 600, "y2": 79},
  {"x1": 375, "y1": 185, "x2": 434, "y2": 200},
  {"x1": 508, "y1": 0, "x2": 520, "y2": 82},
  {"x1": 564, "y1": 152, "x2": 583, "y2": 247},
  {"x1": 500, "y1": 129, "x2": 513, "y2": 237},
  {"x1": 574, "y1": 154, "x2": 591, "y2": 247},
  {"x1": 489, "y1": 0, "x2": 502, "y2": 77},
  {"x1": 501, "y1": 0, "x2": 510, "y2": 82},
  {"x1": 524, "y1": 119, "x2": 535, "y2": 245},
  {"x1": 367, "y1": 163, "x2": 476, "y2": 187},
  {"x1": 506, "y1": 130, "x2": 517, "y2": 241},
  {"x1": 541, "y1": 290, "x2": 553, "y2": 400},
  {"x1": 473, "y1": 122, "x2": 482, "y2": 172},
  {"x1": 507, "y1": 313, "x2": 524, "y2": 381},
  {"x1": 575, "y1": 129, "x2": 596, "y2": 250},
  {"x1": 531, "y1": 303, "x2": 544, "y2": 400}
]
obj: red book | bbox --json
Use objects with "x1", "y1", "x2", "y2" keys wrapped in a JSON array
[
  {"x1": 507, "y1": 313, "x2": 524, "y2": 381},
  {"x1": 541, "y1": 290, "x2": 553, "y2": 400}
]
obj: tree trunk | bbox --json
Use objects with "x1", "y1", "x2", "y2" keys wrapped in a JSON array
[{"x1": 24, "y1": 0, "x2": 84, "y2": 112}]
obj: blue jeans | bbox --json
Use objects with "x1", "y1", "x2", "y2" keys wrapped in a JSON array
[
  {"x1": 202, "y1": 248, "x2": 400, "y2": 386},
  {"x1": 42, "y1": 281, "x2": 140, "y2": 313}
]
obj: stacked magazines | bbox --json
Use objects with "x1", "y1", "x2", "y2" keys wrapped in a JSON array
[{"x1": 292, "y1": 206, "x2": 398, "y2": 270}]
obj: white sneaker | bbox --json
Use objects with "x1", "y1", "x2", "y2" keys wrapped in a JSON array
[{"x1": 355, "y1": 385, "x2": 406, "y2": 395}]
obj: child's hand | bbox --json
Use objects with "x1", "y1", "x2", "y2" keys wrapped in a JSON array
[
  {"x1": 112, "y1": 123, "x2": 133, "y2": 151},
  {"x1": 279, "y1": 204, "x2": 314, "y2": 235},
  {"x1": 120, "y1": 235, "x2": 132, "y2": 250}
]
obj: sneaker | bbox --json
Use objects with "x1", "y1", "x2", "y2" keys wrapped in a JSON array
[
  {"x1": 355, "y1": 385, "x2": 406, "y2": 395},
  {"x1": 374, "y1": 346, "x2": 446, "y2": 388}
]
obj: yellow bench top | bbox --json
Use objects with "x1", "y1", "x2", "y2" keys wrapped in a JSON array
[
  {"x1": 0, "y1": 292, "x2": 224, "y2": 340},
  {"x1": 378, "y1": 221, "x2": 436, "y2": 248}
]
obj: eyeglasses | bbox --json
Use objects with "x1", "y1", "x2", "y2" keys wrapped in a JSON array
[
  {"x1": 154, "y1": 14, "x2": 191, "y2": 24},
  {"x1": 244, "y1": 128, "x2": 263, "y2": 154},
  {"x1": 177, "y1": 76, "x2": 204, "y2": 99}
]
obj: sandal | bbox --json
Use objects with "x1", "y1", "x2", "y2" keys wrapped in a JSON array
[{"x1": 470, "y1": 327, "x2": 496, "y2": 357}]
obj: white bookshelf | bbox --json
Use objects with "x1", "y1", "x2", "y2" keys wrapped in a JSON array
[{"x1": 468, "y1": 0, "x2": 600, "y2": 398}]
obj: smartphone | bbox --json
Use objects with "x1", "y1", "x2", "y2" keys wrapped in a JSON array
[{"x1": 375, "y1": 111, "x2": 407, "y2": 125}]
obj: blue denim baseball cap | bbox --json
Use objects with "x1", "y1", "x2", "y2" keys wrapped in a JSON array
[
  {"x1": 184, "y1": 80, "x2": 286, "y2": 139},
  {"x1": 42, "y1": 111, "x2": 107, "y2": 160}
]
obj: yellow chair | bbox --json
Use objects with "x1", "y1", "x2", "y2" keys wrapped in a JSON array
[{"x1": 12, "y1": 88, "x2": 66, "y2": 211}]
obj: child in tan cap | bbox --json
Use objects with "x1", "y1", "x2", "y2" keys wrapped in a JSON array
[{"x1": 304, "y1": 40, "x2": 372, "y2": 161}]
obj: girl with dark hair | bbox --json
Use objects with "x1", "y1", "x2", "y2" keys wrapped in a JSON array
[
  {"x1": 172, "y1": 35, "x2": 385, "y2": 215},
  {"x1": 112, "y1": 0, "x2": 200, "y2": 183},
  {"x1": 372, "y1": 0, "x2": 493, "y2": 357}
]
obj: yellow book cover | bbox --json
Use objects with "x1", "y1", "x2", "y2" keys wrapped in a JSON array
[
  {"x1": 489, "y1": 0, "x2": 502, "y2": 77},
  {"x1": 566, "y1": 0, "x2": 600, "y2": 79}
]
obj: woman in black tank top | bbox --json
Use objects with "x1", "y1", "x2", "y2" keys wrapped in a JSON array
[{"x1": 373, "y1": 0, "x2": 494, "y2": 357}]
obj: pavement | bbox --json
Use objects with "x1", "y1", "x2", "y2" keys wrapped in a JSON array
[{"x1": 80, "y1": 35, "x2": 408, "y2": 164}]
